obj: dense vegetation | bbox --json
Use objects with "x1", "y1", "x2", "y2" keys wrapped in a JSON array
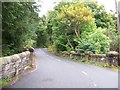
[
  {"x1": 2, "y1": 1, "x2": 118, "y2": 56},
  {"x1": 2, "y1": 2, "x2": 40, "y2": 56},
  {"x1": 46, "y1": 2, "x2": 118, "y2": 54}
]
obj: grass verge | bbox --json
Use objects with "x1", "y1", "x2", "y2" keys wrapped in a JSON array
[{"x1": 0, "y1": 77, "x2": 12, "y2": 87}]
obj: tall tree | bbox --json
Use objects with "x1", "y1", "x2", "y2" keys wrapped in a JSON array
[
  {"x1": 56, "y1": 2, "x2": 94, "y2": 40},
  {"x1": 2, "y1": 2, "x2": 39, "y2": 56}
]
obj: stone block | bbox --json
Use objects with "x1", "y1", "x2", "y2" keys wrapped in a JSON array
[
  {"x1": 2, "y1": 56, "x2": 12, "y2": 64},
  {"x1": 11, "y1": 54, "x2": 20, "y2": 62},
  {"x1": 4, "y1": 64, "x2": 11, "y2": 71},
  {"x1": 19, "y1": 52, "x2": 26, "y2": 59},
  {"x1": 2, "y1": 71, "x2": 10, "y2": 79},
  {"x1": 0, "y1": 58, "x2": 4, "y2": 65}
]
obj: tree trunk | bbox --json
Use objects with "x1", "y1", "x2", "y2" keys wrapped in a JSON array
[
  {"x1": 74, "y1": 27, "x2": 80, "y2": 40},
  {"x1": 67, "y1": 38, "x2": 74, "y2": 49},
  {"x1": 65, "y1": 32, "x2": 74, "y2": 49}
]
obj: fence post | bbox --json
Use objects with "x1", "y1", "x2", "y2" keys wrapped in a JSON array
[
  {"x1": 106, "y1": 51, "x2": 119, "y2": 66},
  {"x1": 29, "y1": 48, "x2": 35, "y2": 68}
]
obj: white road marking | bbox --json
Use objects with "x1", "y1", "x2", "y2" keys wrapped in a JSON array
[
  {"x1": 81, "y1": 71, "x2": 88, "y2": 76},
  {"x1": 93, "y1": 83, "x2": 97, "y2": 87}
]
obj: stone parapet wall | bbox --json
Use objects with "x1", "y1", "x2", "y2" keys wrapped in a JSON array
[
  {"x1": 69, "y1": 52, "x2": 119, "y2": 66},
  {"x1": 88, "y1": 54, "x2": 118, "y2": 66},
  {"x1": 0, "y1": 51, "x2": 34, "y2": 81}
]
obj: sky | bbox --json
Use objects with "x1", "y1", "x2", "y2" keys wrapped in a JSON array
[
  {"x1": 36, "y1": 0, "x2": 118, "y2": 17},
  {"x1": 98, "y1": 0, "x2": 116, "y2": 12},
  {"x1": 35, "y1": 0, "x2": 60, "y2": 17}
]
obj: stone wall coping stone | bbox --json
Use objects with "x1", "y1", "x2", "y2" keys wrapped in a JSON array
[{"x1": 0, "y1": 51, "x2": 30, "y2": 65}]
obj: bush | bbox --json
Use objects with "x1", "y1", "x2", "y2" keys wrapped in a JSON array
[
  {"x1": 55, "y1": 43, "x2": 67, "y2": 51},
  {"x1": 48, "y1": 45, "x2": 57, "y2": 53},
  {"x1": 54, "y1": 35, "x2": 67, "y2": 51},
  {"x1": 110, "y1": 35, "x2": 119, "y2": 52},
  {"x1": 77, "y1": 28, "x2": 110, "y2": 54}
]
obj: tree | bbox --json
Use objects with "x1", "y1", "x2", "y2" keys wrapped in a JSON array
[
  {"x1": 84, "y1": 2, "x2": 118, "y2": 52},
  {"x1": 36, "y1": 16, "x2": 49, "y2": 47},
  {"x1": 2, "y1": 2, "x2": 39, "y2": 56},
  {"x1": 46, "y1": 2, "x2": 115, "y2": 54},
  {"x1": 56, "y1": 2, "x2": 94, "y2": 40},
  {"x1": 84, "y1": 2, "x2": 116, "y2": 31}
]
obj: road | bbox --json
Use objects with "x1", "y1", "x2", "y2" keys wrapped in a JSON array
[{"x1": 8, "y1": 48, "x2": 118, "y2": 88}]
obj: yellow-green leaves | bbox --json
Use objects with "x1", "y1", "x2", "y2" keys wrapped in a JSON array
[
  {"x1": 56, "y1": 2, "x2": 94, "y2": 40},
  {"x1": 57, "y1": 2, "x2": 94, "y2": 25}
]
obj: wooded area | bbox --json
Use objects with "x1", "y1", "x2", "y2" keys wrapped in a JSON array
[{"x1": 2, "y1": 1, "x2": 119, "y2": 56}]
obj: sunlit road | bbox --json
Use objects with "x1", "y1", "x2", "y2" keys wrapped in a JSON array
[{"x1": 8, "y1": 48, "x2": 118, "y2": 88}]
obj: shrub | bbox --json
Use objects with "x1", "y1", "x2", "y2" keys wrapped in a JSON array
[
  {"x1": 48, "y1": 45, "x2": 57, "y2": 53},
  {"x1": 77, "y1": 28, "x2": 110, "y2": 54}
]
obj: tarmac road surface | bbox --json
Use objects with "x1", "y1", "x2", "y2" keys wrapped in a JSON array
[{"x1": 8, "y1": 48, "x2": 118, "y2": 88}]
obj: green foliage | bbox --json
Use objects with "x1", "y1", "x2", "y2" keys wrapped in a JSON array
[
  {"x1": 56, "y1": 2, "x2": 94, "y2": 40},
  {"x1": 2, "y1": 1, "x2": 117, "y2": 56},
  {"x1": 110, "y1": 35, "x2": 119, "y2": 51},
  {"x1": 0, "y1": 80, "x2": 8, "y2": 87},
  {"x1": 0, "y1": 77, "x2": 11, "y2": 87},
  {"x1": 54, "y1": 35, "x2": 67, "y2": 51},
  {"x1": 84, "y1": 2, "x2": 116, "y2": 29},
  {"x1": 46, "y1": 2, "x2": 96, "y2": 53},
  {"x1": 2, "y1": 2, "x2": 39, "y2": 56},
  {"x1": 36, "y1": 16, "x2": 49, "y2": 47},
  {"x1": 84, "y1": 2, "x2": 118, "y2": 52},
  {"x1": 46, "y1": 1, "x2": 117, "y2": 54},
  {"x1": 78, "y1": 28, "x2": 110, "y2": 54},
  {"x1": 48, "y1": 45, "x2": 57, "y2": 53}
]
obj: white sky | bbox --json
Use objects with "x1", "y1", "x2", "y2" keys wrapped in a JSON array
[
  {"x1": 36, "y1": 0, "x2": 119, "y2": 17},
  {"x1": 36, "y1": 0, "x2": 60, "y2": 17},
  {"x1": 98, "y1": 0, "x2": 116, "y2": 12}
]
